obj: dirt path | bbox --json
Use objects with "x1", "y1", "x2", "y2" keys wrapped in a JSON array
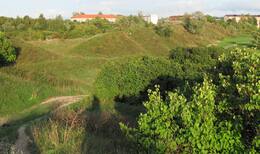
[{"x1": 12, "y1": 95, "x2": 88, "y2": 154}]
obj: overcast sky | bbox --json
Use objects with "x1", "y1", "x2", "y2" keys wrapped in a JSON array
[{"x1": 0, "y1": 0, "x2": 260, "y2": 18}]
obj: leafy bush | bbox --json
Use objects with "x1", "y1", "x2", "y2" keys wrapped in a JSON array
[
  {"x1": 205, "y1": 15, "x2": 216, "y2": 23},
  {"x1": 95, "y1": 57, "x2": 183, "y2": 102},
  {"x1": 115, "y1": 16, "x2": 146, "y2": 30},
  {"x1": 120, "y1": 48, "x2": 260, "y2": 153},
  {"x1": 0, "y1": 32, "x2": 16, "y2": 65},
  {"x1": 170, "y1": 47, "x2": 224, "y2": 69},
  {"x1": 120, "y1": 79, "x2": 243, "y2": 153},
  {"x1": 215, "y1": 48, "x2": 260, "y2": 152},
  {"x1": 154, "y1": 21, "x2": 173, "y2": 37},
  {"x1": 170, "y1": 47, "x2": 225, "y2": 82},
  {"x1": 95, "y1": 47, "x2": 225, "y2": 103},
  {"x1": 183, "y1": 12, "x2": 206, "y2": 34}
]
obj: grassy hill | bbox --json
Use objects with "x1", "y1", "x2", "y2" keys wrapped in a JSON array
[
  {"x1": 0, "y1": 23, "x2": 233, "y2": 118},
  {"x1": 0, "y1": 23, "x2": 236, "y2": 147}
]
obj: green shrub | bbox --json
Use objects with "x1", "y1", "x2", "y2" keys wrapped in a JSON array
[
  {"x1": 115, "y1": 16, "x2": 146, "y2": 30},
  {"x1": 183, "y1": 12, "x2": 206, "y2": 34},
  {"x1": 170, "y1": 47, "x2": 225, "y2": 79},
  {"x1": 95, "y1": 57, "x2": 183, "y2": 102},
  {"x1": 154, "y1": 21, "x2": 173, "y2": 37},
  {"x1": 95, "y1": 47, "x2": 225, "y2": 103},
  {"x1": 120, "y1": 48, "x2": 260, "y2": 153},
  {"x1": 0, "y1": 32, "x2": 16, "y2": 65},
  {"x1": 120, "y1": 79, "x2": 244, "y2": 153},
  {"x1": 215, "y1": 48, "x2": 260, "y2": 151}
]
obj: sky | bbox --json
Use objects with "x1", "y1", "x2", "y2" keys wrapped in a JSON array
[{"x1": 0, "y1": 0, "x2": 260, "y2": 18}]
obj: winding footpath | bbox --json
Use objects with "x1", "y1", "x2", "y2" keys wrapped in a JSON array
[{"x1": 11, "y1": 95, "x2": 88, "y2": 154}]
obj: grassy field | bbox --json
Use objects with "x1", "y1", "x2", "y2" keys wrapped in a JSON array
[
  {"x1": 0, "y1": 23, "x2": 235, "y2": 150},
  {"x1": 217, "y1": 34, "x2": 253, "y2": 48}
]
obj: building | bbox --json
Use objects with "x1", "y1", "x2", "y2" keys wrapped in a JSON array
[
  {"x1": 169, "y1": 15, "x2": 184, "y2": 24},
  {"x1": 224, "y1": 15, "x2": 260, "y2": 28},
  {"x1": 143, "y1": 14, "x2": 159, "y2": 25},
  {"x1": 71, "y1": 14, "x2": 118, "y2": 22}
]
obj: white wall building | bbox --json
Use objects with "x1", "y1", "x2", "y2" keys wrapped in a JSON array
[
  {"x1": 143, "y1": 14, "x2": 159, "y2": 25},
  {"x1": 224, "y1": 15, "x2": 260, "y2": 28}
]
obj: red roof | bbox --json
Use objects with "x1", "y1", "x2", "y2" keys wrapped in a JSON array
[
  {"x1": 71, "y1": 14, "x2": 117, "y2": 19},
  {"x1": 169, "y1": 15, "x2": 184, "y2": 20}
]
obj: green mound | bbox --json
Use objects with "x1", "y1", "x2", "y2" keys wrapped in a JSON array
[{"x1": 72, "y1": 32, "x2": 148, "y2": 57}]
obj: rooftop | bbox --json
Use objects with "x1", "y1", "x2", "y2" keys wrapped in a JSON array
[
  {"x1": 71, "y1": 14, "x2": 117, "y2": 19},
  {"x1": 225, "y1": 14, "x2": 260, "y2": 17}
]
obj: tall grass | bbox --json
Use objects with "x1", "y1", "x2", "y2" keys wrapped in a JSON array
[{"x1": 31, "y1": 109, "x2": 85, "y2": 154}]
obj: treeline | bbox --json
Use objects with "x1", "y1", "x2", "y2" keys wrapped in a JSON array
[
  {"x1": 0, "y1": 12, "x2": 257, "y2": 41},
  {"x1": 182, "y1": 12, "x2": 258, "y2": 35},
  {"x1": 0, "y1": 14, "x2": 147, "y2": 40}
]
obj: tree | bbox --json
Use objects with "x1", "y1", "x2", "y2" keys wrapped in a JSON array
[
  {"x1": 183, "y1": 12, "x2": 206, "y2": 34},
  {"x1": 31, "y1": 14, "x2": 47, "y2": 30},
  {"x1": 154, "y1": 20, "x2": 173, "y2": 37},
  {"x1": 0, "y1": 32, "x2": 16, "y2": 65},
  {"x1": 205, "y1": 15, "x2": 216, "y2": 23}
]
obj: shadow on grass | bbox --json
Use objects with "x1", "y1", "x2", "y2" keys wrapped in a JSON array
[
  {"x1": 79, "y1": 74, "x2": 203, "y2": 153},
  {"x1": 114, "y1": 75, "x2": 202, "y2": 106},
  {"x1": 81, "y1": 96, "x2": 139, "y2": 153}
]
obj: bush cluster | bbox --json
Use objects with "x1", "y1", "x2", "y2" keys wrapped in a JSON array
[
  {"x1": 120, "y1": 48, "x2": 260, "y2": 153},
  {"x1": 154, "y1": 21, "x2": 173, "y2": 37},
  {"x1": 0, "y1": 32, "x2": 16, "y2": 65},
  {"x1": 95, "y1": 47, "x2": 224, "y2": 103},
  {"x1": 183, "y1": 12, "x2": 206, "y2": 34},
  {"x1": 95, "y1": 57, "x2": 182, "y2": 103},
  {"x1": 0, "y1": 15, "x2": 150, "y2": 40}
]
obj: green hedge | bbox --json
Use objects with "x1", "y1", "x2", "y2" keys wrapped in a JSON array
[
  {"x1": 95, "y1": 47, "x2": 225, "y2": 103},
  {"x1": 95, "y1": 57, "x2": 182, "y2": 102}
]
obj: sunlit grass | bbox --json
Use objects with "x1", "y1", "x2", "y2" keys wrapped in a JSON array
[{"x1": 218, "y1": 35, "x2": 253, "y2": 48}]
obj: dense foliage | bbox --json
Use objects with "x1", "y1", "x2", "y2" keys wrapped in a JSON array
[
  {"x1": 121, "y1": 80, "x2": 244, "y2": 153},
  {"x1": 154, "y1": 21, "x2": 173, "y2": 37},
  {"x1": 0, "y1": 32, "x2": 16, "y2": 65},
  {"x1": 225, "y1": 16, "x2": 258, "y2": 33},
  {"x1": 0, "y1": 15, "x2": 115, "y2": 40},
  {"x1": 0, "y1": 15, "x2": 149, "y2": 40},
  {"x1": 183, "y1": 12, "x2": 206, "y2": 34},
  {"x1": 215, "y1": 48, "x2": 260, "y2": 152},
  {"x1": 170, "y1": 47, "x2": 224, "y2": 72},
  {"x1": 95, "y1": 57, "x2": 182, "y2": 103},
  {"x1": 95, "y1": 47, "x2": 224, "y2": 103},
  {"x1": 120, "y1": 48, "x2": 260, "y2": 153}
]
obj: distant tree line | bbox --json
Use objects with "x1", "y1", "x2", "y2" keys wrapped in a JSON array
[
  {"x1": 0, "y1": 14, "x2": 151, "y2": 40},
  {"x1": 0, "y1": 12, "x2": 257, "y2": 41}
]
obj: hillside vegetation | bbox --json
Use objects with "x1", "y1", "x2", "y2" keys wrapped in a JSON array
[{"x1": 0, "y1": 13, "x2": 259, "y2": 153}]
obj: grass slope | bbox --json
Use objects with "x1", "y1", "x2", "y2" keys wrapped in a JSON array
[
  {"x1": 0, "y1": 23, "x2": 233, "y2": 118},
  {"x1": 0, "y1": 24, "x2": 234, "y2": 144},
  {"x1": 218, "y1": 35, "x2": 253, "y2": 48}
]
